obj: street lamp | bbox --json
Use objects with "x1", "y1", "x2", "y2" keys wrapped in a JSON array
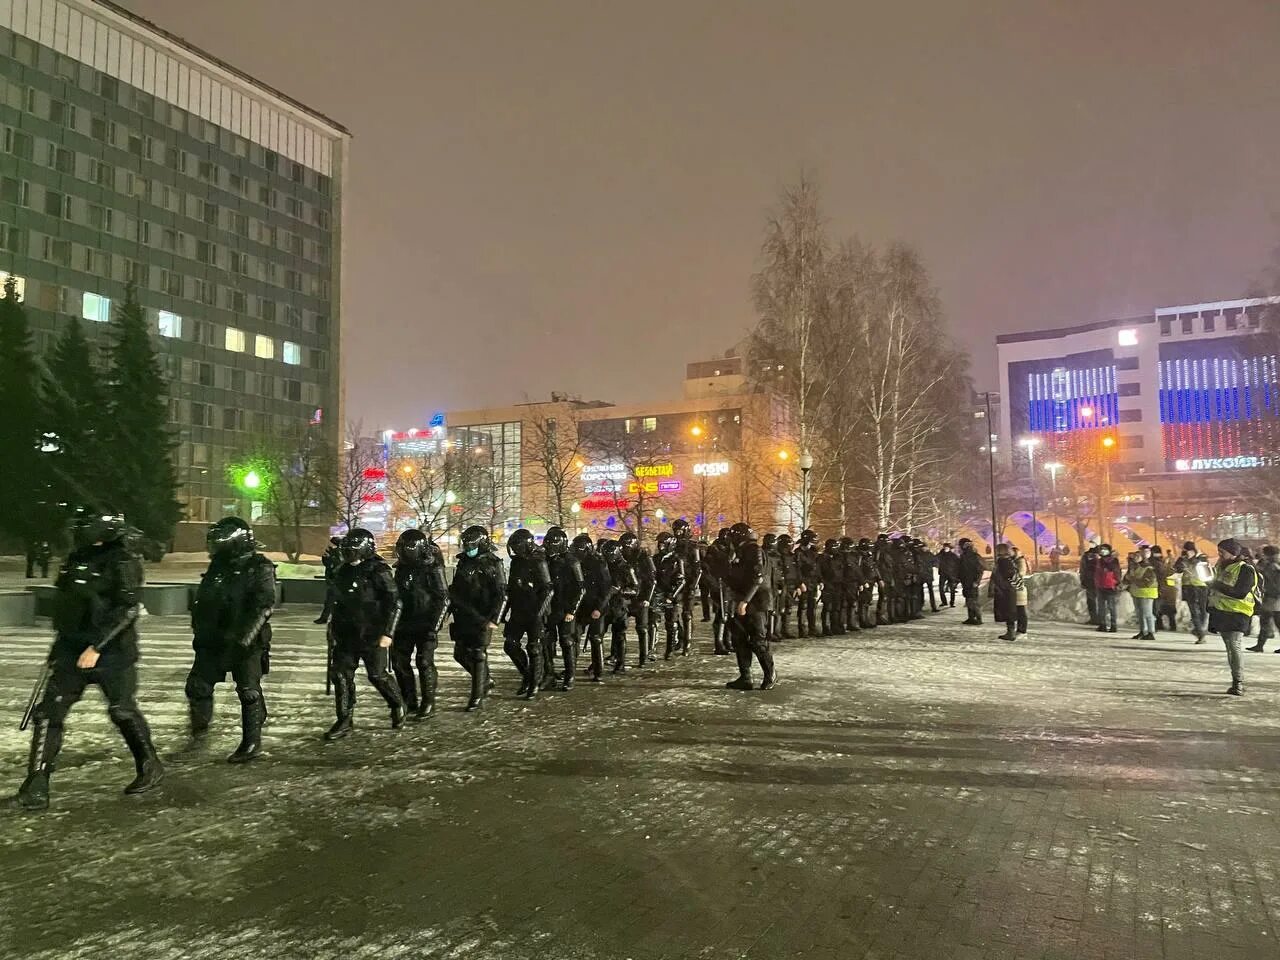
[
  {"x1": 799, "y1": 450, "x2": 813, "y2": 531},
  {"x1": 1044, "y1": 462, "x2": 1063, "y2": 556},
  {"x1": 1019, "y1": 436, "x2": 1041, "y2": 570},
  {"x1": 777, "y1": 450, "x2": 790, "y2": 462},
  {"x1": 1099, "y1": 435, "x2": 1116, "y2": 543}
]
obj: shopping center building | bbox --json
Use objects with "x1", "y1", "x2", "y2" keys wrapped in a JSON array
[{"x1": 376, "y1": 354, "x2": 797, "y2": 543}]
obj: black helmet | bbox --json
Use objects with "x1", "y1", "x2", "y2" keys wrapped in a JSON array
[
  {"x1": 761, "y1": 533, "x2": 778, "y2": 551},
  {"x1": 656, "y1": 531, "x2": 676, "y2": 552},
  {"x1": 599, "y1": 539, "x2": 621, "y2": 561},
  {"x1": 460, "y1": 525, "x2": 491, "y2": 558},
  {"x1": 858, "y1": 537, "x2": 872, "y2": 548},
  {"x1": 824, "y1": 538, "x2": 838, "y2": 552},
  {"x1": 671, "y1": 518, "x2": 692, "y2": 540},
  {"x1": 799, "y1": 529, "x2": 818, "y2": 547},
  {"x1": 618, "y1": 531, "x2": 640, "y2": 559},
  {"x1": 507, "y1": 528, "x2": 536, "y2": 559},
  {"x1": 395, "y1": 528, "x2": 432, "y2": 564},
  {"x1": 839, "y1": 536, "x2": 854, "y2": 549},
  {"x1": 71, "y1": 506, "x2": 126, "y2": 548},
  {"x1": 544, "y1": 526, "x2": 569, "y2": 557},
  {"x1": 728, "y1": 522, "x2": 755, "y2": 545},
  {"x1": 777, "y1": 533, "x2": 794, "y2": 552},
  {"x1": 207, "y1": 516, "x2": 254, "y2": 559},
  {"x1": 876, "y1": 533, "x2": 889, "y2": 541},
  {"x1": 715, "y1": 528, "x2": 731, "y2": 544},
  {"x1": 341, "y1": 528, "x2": 377, "y2": 564},
  {"x1": 571, "y1": 532, "x2": 594, "y2": 557}
]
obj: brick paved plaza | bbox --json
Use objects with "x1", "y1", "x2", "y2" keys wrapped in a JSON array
[{"x1": 2, "y1": 606, "x2": 1279, "y2": 960}]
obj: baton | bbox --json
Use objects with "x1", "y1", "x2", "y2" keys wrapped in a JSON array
[
  {"x1": 20, "y1": 662, "x2": 50, "y2": 732},
  {"x1": 325, "y1": 622, "x2": 334, "y2": 695}
]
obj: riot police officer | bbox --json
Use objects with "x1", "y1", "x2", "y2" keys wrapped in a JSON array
[
  {"x1": 600, "y1": 539, "x2": 638, "y2": 672},
  {"x1": 449, "y1": 525, "x2": 506, "y2": 711},
  {"x1": 704, "y1": 528, "x2": 734, "y2": 654},
  {"x1": 671, "y1": 518, "x2": 704, "y2": 651},
  {"x1": 186, "y1": 517, "x2": 276, "y2": 764},
  {"x1": 819, "y1": 539, "x2": 844, "y2": 636},
  {"x1": 855, "y1": 538, "x2": 878, "y2": 629},
  {"x1": 794, "y1": 529, "x2": 821, "y2": 637},
  {"x1": 325, "y1": 528, "x2": 405, "y2": 740},
  {"x1": 761, "y1": 533, "x2": 782, "y2": 642},
  {"x1": 544, "y1": 526, "x2": 585, "y2": 690},
  {"x1": 724, "y1": 522, "x2": 777, "y2": 691},
  {"x1": 572, "y1": 533, "x2": 613, "y2": 681},
  {"x1": 315, "y1": 535, "x2": 341, "y2": 624},
  {"x1": 502, "y1": 528, "x2": 552, "y2": 700},
  {"x1": 619, "y1": 532, "x2": 656, "y2": 666},
  {"x1": 653, "y1": 531, "x2": 688, "y2": 658},
  {"x1": 874, "y1": 534, "x2": 896, "y2": 624},
  {"x1": 392, "y1": 530, "x2": 449, "y2": 720},
  {"x1": 11, "y1": 507, "x2": 163, "y2": 810}
]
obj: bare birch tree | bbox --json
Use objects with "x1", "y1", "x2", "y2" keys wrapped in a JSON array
[{"x1": 332, "y1": 422, "x2": 384, "y2": 533}]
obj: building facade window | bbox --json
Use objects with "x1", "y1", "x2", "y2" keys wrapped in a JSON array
[
  {"x1": 282, "y1": 341, "x2": 301, "y2": 365},
  {"x1": 254, "y1": 335, "x2": 274, "y2": 359},
  {"x1": 225, "y1": 327, "x2": 246, "y2": 352},
  {"x1": 158, "y1": 310, "x2": 182, "y2": 338},
  {"x1": 82, "y1": 292, "x2": 111, "y2": 323}
]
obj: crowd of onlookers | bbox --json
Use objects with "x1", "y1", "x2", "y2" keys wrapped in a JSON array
[{"x1": 1074, "y1": 538, "x2": 1280, "y2": 695}]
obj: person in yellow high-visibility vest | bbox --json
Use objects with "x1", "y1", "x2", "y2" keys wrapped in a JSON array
[{"x1": 1208, "y1": 538, "x2": 1259, "y2": 696}]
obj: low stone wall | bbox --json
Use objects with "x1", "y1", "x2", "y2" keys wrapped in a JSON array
[{"x1": 0, "y1": 590, "x2": 36, "y2": 627}]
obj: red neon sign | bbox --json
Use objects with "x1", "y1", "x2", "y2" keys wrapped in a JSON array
[
  {"x1": 581, "y1": 497, "x2": 630, "y2": 511},
  {"x1": 363, "y1": 467, "x2": 387, "y2": 480}
]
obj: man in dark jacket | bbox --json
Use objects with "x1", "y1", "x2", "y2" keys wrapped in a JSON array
[
  {"x1": 1174, "y1": 541, "x2": 1212, "y2": 642},
  {"x1": 724, "y1": 522, "x2": 776, "y2": 691},
  {"x1": 1079, "y1": 543, "x2": 1101, "y2": 627},
  {"x1": 703, "y1": 529, "x2": 734, "y2": 654},
  {"x1": 652, "y1": 531, "x2": 688, "y2": 659},
  {"x1": 1248, "y1": 545, "x2": 1280, "y2": 652},
  {"x1": 10, "y1": 507, "x2": 163, "y2": 811},
  {"x1": 186, "y1": 517, "x2": 277, "y2": 763},
  {"x1": 957, "y1": 538, "x2": 986, "y2": 625},
  {"x1": 449, "y1": 526, "x2": 506, "y2": 710},
  {"x1": 819, "y1": 539, "x2": 844, "y2": 636},
  {"x1": 544, "y1": 526, "x2": 586, "y2": 688},
  {"x1": 990, "y1": 543, "x2": 1019, "y2": 642},
  {"x1": 794, "y1": 529, "x2": 821, "y2": 637},
  {"x1": 326, "y1": 528, "x2": 405, "y2": 740},
  {"x1": 619, "y1": 533, "x2": 656, "y2": 667},
  {"x1": 572, "y1": 534, "x2": 613, "y2": 681},
  {"x1": 1209, "y1": 538, "x2": 1259, "y2": 695},
  {"x1": 502, "y1": 528, "x2": 553, "y2": 700},
  {"x1": 315, "y1": 536, "x2": 341, "y2": 624},
  {"x1": 1092, "y1": 544, "x2": 1122, "y2": 633},
  {"x1": 391, "y1": 530, "x2": 449, "y2": 719},
  {"x1": 936, "y1": 543, "x2": 960, "y2": 608}
]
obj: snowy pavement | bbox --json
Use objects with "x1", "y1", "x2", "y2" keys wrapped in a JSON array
[{"x1": 1, "y1": 606, "x2": 1279, "y2": 959}]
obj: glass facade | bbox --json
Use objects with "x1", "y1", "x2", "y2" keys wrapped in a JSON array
[{"x1": 0, "y1": 3, "x2": 345, "y2": 525}]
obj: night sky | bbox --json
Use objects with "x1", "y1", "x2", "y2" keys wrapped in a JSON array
[{"x1": 126, "y1": 0, "x2": 1280, "y2": 427}]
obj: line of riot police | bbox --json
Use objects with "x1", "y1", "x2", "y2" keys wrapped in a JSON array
[{"x1": 10, "y1": 506, "x2": 957, "y2": 812}]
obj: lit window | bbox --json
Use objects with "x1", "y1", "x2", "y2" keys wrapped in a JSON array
[
  {"x1": 1117, "y1": 329, "x2": 1138, "y2": 346},
  {"x1": 282, "y1": 341, "x2": 301, "y2": 365},
  {"x1": 158, "y1": 310, "x2": 182, "y2": 338},
  {"x1": 0, "y1": 270, "x2": 25, "y2": 299},
  {"x1": 225, "y1": 327, "x2": 246, "y2": 352},
  {"x1": 82, "y1": 292, "x2": 111, "y2": 323},
  {"x1": 642, "y1": 417, "x2": 657, "y2": 432},
  {"x1": 254, "y1": 335, "x2": 274, "y2": 359}
]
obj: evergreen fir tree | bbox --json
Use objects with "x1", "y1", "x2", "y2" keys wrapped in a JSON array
[
  {"x1": 44, "y1": 316, "x2": 108, "y2": 514},
  {"x1": 0, "y1": 278, "x2": 45, "y2": 547},
  {"x1": 105, "y1": 282, "x2": 181, "y2": 546}
]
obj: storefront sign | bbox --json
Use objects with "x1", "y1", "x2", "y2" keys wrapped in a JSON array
[
  {"x1": 1174, "y1": 456, "x2": 1273, "y2": 472},
  {"x1": 581, "y1": 496, "x2": 629, "y2": 510},
  {"x1": 658, "y1": 480, "x2": 682, "y2": 493},
  {"x1": 635, "y1": 463, "x2": 675, "y2": 478},
  {"x1": 692, "y1": 461, "x2": 730, "y2": 477}
]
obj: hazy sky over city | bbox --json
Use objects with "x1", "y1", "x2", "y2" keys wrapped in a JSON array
[{"x1": 128, "y1": 0, "x2": 1280, "y2": 428}]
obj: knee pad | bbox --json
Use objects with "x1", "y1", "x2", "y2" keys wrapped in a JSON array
[
  {"x1": 107, "y1": 703, "x2": 138, "y2": 726},
  {"x1": 185, "y1": 674, "x2": 215, "y2": 702},
  {"x1": 237, "y1": 686, "x2": 262, "y2": 707}
]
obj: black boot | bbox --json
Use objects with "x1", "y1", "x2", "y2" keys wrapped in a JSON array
[
  {"x1": 228, "y1": 694, "x2": 264, "y2": 764},
  {"x1": 1227, "y1": 681, "x2": 1244, "y2": 696},
  {"x1": 118, "y1": 714, "x2": 165, "y2": 796},
  {"x1": 11, "y1": 719, "x2": 56, "y2": 811},
  {"x1": 325, "y1": 674, "x2": 355, "y2": 740},
  {"x1": 725, "y1": 646, "x2": 753, "y2": 690},
  {"x1": 415, "y1": 666, "x2": 436, "y2": 719},
  {"x1": 466, "y1": 654, "x2": 488, "y2": 711},
  {"x1": 188, "y1": 697, "x2": 213, "y2": 743}
]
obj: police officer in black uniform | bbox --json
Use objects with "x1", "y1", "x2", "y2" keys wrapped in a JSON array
[
  {"x1": 619, "y1": 532, "x2": 657, "y2": 667},
  {"x1": 186, "y1": 517, "x2": 276, "y2": 763},
  {"x1": 325, "y1": 528, "x2": 405, "y2": 741},
  {"x1": 652, "y1": 531, "x2": 688, "y2": 659},
  {"x1": 671, "y1": 519, "x2": 703, "y2": 651},
  {"x1": 449, "y1": 525, "x2": 506, "y2": 711},
  {"x1": 855, "y1": 538, "x2": 878, "y2": 629},
  {"x1": 724, "y1": 522, "x2": 777, "y2": 691},
  {"x1": 544, "y1": 526, "x2": 586, "y2": 690},
  {"x1": 572, "y1": 533, "x2": 613, "y2": 681},
  {"x1": 392, "y1": 529, "x2": 449, "y2": 720},
  {"x1": 839, "y1": 536, "x2": 862, "y2": 633},
  {"x1": 794, "y1": 529, "x2": 821, "y2": 637},
  {"x1": 11, "y1": 507, "x2": 163, "y2": 811},
  {"x1": 600, "y1": 539, "x2": 638, "y2": 672},
  {"x1": 776, "y1": 533, "x2": 803, "y2": 639},
  {"x1": 314, "y1": 535, "x2": 341, "y2": 624},
  {"x1": 819, "y1": 538, "x2": 844, "y2": 636},
  {"x1": 502, "y1": 528, "x2": 552, "y2": 700},
  {"x1": 874, "y1": 534, "x2": 896, "y2": 624},
  {"x1": 761, "y1": 533, "x2": 782, "y2": 642},
  {"x1": 704, "y1": 528, "x2": 734, "y2": 654}
]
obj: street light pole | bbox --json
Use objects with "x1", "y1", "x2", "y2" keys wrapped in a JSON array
[
  {"x1": 1149, "y1": 486, "x2": 1158, "y2": 551},
  {"x1": 1019, "y1": 436, "x2": 1041, "y2": 570},
  {"x1": 1045, "y1": 462, "x2": 1063, "y2": 556},
  {"x1": 984, "y1": 391, "x2": 998, "y2": 551},
  {"x1": 799, "y1": 450, "x2": 813, "y2": 531}
]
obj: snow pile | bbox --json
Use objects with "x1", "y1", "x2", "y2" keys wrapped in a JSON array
[
  {"x1": 276, "y1": 562, "x2": 324, "y2": 580},
  {"x1": 1021, "y1": 571, "x2": 1135, "y2": 624}
]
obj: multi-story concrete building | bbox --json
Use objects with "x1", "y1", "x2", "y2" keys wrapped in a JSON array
[
  {"x1": 379, "y1": 356, "x2": 796, "y2": 542},
  {"x1": 0, "y1": 0, "x2": 348, "y2": 541},
  {"x1": 996, "y1": 296, "x2": 1279, "y2": 541}
]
